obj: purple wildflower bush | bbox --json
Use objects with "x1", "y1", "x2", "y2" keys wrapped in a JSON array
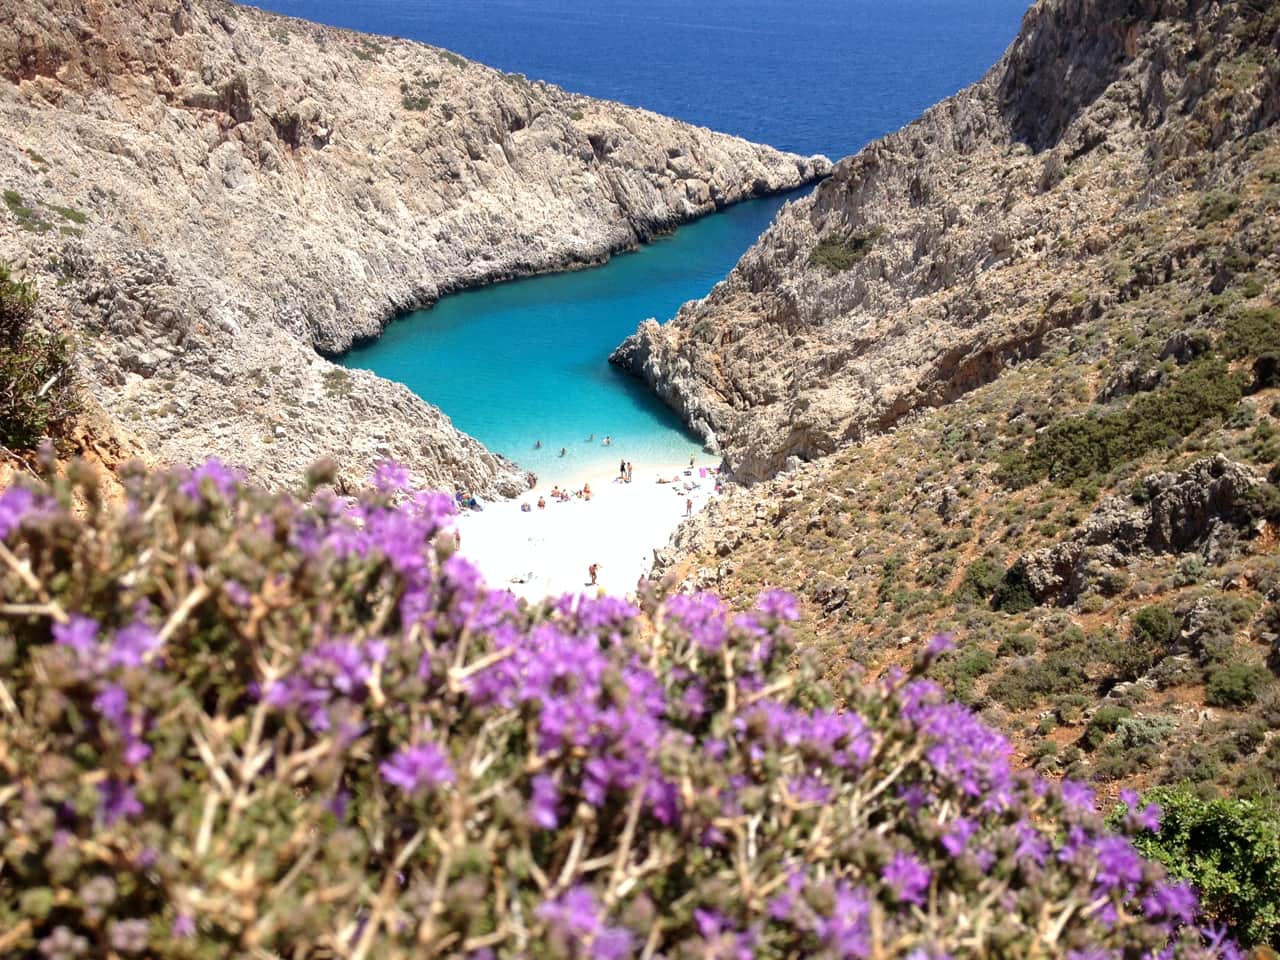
[{"x1": 0, "y1": 459, "x2": 1243, "y2": 958}]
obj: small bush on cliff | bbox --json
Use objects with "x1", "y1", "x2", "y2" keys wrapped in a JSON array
[
  {"x1": 0, "y1": 461, "x2": 1244, "y2": 957},
  {"x1": 1123, "y1": 786, "x2": 1280, "y2": 948},
  {"x1": 1001, "y1": 358, "x2": 1244, "y2": 487},
  {"x1": 0, "y1": 263, "x2": 80, "y2": 452},
  {"x1": 1205, "y1": 660, "x2": 1270, "y2": 706},
  {"x1": 809, "y1": 227, "x2": 884, "y2": 272}
]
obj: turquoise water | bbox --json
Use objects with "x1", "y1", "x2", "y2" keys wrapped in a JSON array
[
  {"x1": 342, "y1": 192, "x2": 800, "y2": 479},
  {"x1": 315, "y1": 0, "x2": 1029, "y2": 479}
]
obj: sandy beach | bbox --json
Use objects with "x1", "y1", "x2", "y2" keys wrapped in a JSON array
[{"x1": 453, "y1": 456, "x2": 721, "y2": 602}]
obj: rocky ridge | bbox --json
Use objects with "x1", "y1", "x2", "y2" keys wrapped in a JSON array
[
  {"x1": 613, "y1": 0, "x2": 1280, "y2": 483},
  {"x1": 0, "y1": 0, "x2": 828, "y2": 493}
]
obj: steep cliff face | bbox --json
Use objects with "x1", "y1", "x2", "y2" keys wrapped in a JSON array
[
  {"x1": 0, "y1": 0, "x2": 828, "y2": 493},
  {"x1": 613, "y1": 0, "x2": 1280, "y2": 483}
]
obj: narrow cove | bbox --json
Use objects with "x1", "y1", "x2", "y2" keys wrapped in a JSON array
[{"x1": 340, "y1": 189, "x2": 805, "y2": 484}]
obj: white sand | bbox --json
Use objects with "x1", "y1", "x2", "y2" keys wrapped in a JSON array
[{"x1": 454, "y1": 458, "x2": 722, "y2": 602}]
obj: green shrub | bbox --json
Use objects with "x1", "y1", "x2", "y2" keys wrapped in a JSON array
[
  {"x1": 1083, "y1": 705, "x2": 1132, "y2": 750},
  {"x1": 809, "y1": 227, "x2": 884, "y2": 272},
  {"x1": 1015, "y1": 359, "x2": 1245, "y2": 486},
  {"x1": 1195, "y1": 188, "x2": 1240, "y2": 226},
  {"x1": 1221, "y1": 307, "x2": 1280, "y2": 357},
  {"x1": 1205, "y1": 661, "x2": 1271, "y2": 706},
  {"x1": 0, "y1": 262, "x2": 81, "y2": 451},
  {"x1": 956, "y1": 555, "x2": 1004, "y2": 602},
  {"x1": 1125, "y1": 786, "x2": 1280, "y2": 948},
  {"x1": 991, "y1": 564, "x2": 1037, "y2": 613}
]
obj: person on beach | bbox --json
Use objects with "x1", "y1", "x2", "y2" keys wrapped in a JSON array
[
  {"x1": 559, "y1": 447, "x2": 566, "y2": 458},
  {"x1": 535, "y1": 440, "x2": 542, "y2": 449},
  {"x1": 521, "y1": 501, "x2": 532, "y2": 512},
  {"x1": 626, "y1": 461, "x2": 633, "y2": 482},
  {"x1": 588, "y1": 433, "x2": 595, "y2": 443},
  {"x1": 603, "y1": 436, "x2": 612, "y2": 446},
  {"x1": 618, "y1": 458, "x2": 626, "y2": 479},
  {"x1": 537, "y1": 496, "x2": 546, "y2": 509},
  {"x1": 689, "y1": 455, "x2": 695, "y2": 469},
  {"x1": 583, "y1": 482, "x2": 592, "y2": 499},
  {"x1": 588, "y1": 563, "x2": 599, "y2": 586},
  {"x1": 685, "y1": 497, "x2": 693, "y2": 517}
]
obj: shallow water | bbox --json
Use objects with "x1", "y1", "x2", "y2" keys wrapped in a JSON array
[{"x1": 341, "y1": 192, "x2": 800, "y2": 480}]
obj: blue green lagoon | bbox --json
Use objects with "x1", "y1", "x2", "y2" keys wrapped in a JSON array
[{"x1": 341, "y1": 192, "x2": 800, "y2": 481}]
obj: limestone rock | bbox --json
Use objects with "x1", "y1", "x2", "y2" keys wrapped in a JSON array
[
  {"x1": 0, "y1": 0, "x2": 828, "y2": 493},
  {"x1": 611, "y1": 0, "x2": 1280, "y2": 483},
  {"x1": 1016, "y1": 456, "x2": 1259, "y2": 605}
]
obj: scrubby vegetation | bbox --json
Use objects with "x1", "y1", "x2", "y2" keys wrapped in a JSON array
[
  {"x1": 0, "y1": 263, "x2": 80, "y2": 452},
  {"x1": 655, "y1": 131, "x2": 1280, "y2": 849},
  {"x1": 0, "y1": 462, "x2": 1246, "y2": 957},
  {"x1": 808, "y1": 227, "x2": 884, "y2": 272},
  {"x1": 999, "y1": 358, "x2": 1245, "y2": 489}
]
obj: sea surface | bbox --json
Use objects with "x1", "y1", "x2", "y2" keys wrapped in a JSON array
[
  {"x1": 342, "y1": 192, "x2": 799, "y2": 480},
  {"x1": 278, "y1": 0, "x2": 1029, "y2": 478}
]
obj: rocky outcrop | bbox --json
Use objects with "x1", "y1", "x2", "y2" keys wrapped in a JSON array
[
  {"x1": 0, "y1": 0, "x2": 828, "y2": 493},
  {"x1": 612, "y1": 0, "x2": 1280, "y2": 483},
  {"x1": 1015, "y1": 456, "x2": 1261, "y2": 605}
]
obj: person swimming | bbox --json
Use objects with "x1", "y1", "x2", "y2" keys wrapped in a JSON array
[
  {"x1": 602, "y1": 436, "x2": 612, "y2": 446},
  {"x1": 559, "y1": 447, "x2": 566, "y2": 457},
  {"x1": 534, "y1": 440, "x2": 542, "y2": 449},
  {"x1": 588, "y1": 433, "x2": 595, "y2": 443}
]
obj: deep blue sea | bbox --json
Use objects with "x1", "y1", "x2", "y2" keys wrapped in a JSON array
[{"x1": 277, "y1": 0, "x2": 1029, "y2": 477}]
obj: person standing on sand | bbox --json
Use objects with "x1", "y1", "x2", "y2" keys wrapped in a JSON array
[
  {"x1": 619, "y1": 458, "x2": 626, "y2": 478},
  {"x1": 685, "y1": 497, "x2": 693, "y2": 517},
  {"x1": 588, "y1": 563, "x2": 599, "y2": 586}
]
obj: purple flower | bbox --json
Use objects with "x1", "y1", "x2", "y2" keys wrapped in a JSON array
[
  {"x1": 379, "y1": 743, "x2": 455, "y2": 794},
  {"x1": 98, "y1": 780, "x2": 143, "y2": 826},
  {"x1": 756, "y1": 589, "x2": 800, "y2": 622},
  {"x1": 538, "y1": 887, "x2": 633, "y2": 959},
  {"x1": 94, "y1": 684, "x2": 130, "y2": 728},
  {"x1": 108, "y1": 622, "x2": 161, "y2": 668},
  {"x1": 813, "y1": 881, "x2": 871, "y2": 959},
  {"x1": 1119, "y1": 789, "x2": 1162, "y2": 834},
  {"x1": 529, "y1": 774, "x2": 559, "y2": 829},
  {"x1": 1093, "y1": 835, "x2": 1144, "y2": 891},
  {"x1": 1142, "y1": 880, "x2": 1199, "y2": 926},
  {"x1": 664, "y1": 592, "x2": 728, "y2": 651},
  {"x1": 694, "y1": 908, "x2": 724, "y2": 939},
  {"x1": 180, "y1": 459, "x2": 239, "y2": 501},
  {"x1": 940, "y1": 818, "x2": 977, "y2": 857},
  {"x1": 172, "y1": 912, "x2": 196, "y2": 939},
  {"x1": 1059, "y1": 780, "x2": 1096, "y2": 816},
  {"x1": 882, "y1": 850, "x2": 931, "y2": 906},
  {"x1": 0, "y1": 485, "x2": 34, "y2": 538},
  {"x1": 372, "y1": 459, "x2": 411, "y2": 493},
  {"x1": 223, "y1": 580, "x2": 252, "y2": 608},
  {"x1": 54, "y1": 614, "x2": 99, "y2": 655}
]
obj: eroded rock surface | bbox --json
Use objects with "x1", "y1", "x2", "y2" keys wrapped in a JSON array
[
  {"x1": 1016, "y1": 456, "x2": 1261, "y2": 605},
  {"x1": 613, "y1": 0, "x2": 1280, "y2": 483},
  {"x1": 0, "y1": 0, "x2": 828, "y2": 492}
]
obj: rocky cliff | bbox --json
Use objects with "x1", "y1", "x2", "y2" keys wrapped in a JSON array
[
  {"x1": 613, "y1": 0, "x2": 1280, "y2": 483},
  {"x1": 0, "y1": 0, "x2": 828, "y2": 493}
]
